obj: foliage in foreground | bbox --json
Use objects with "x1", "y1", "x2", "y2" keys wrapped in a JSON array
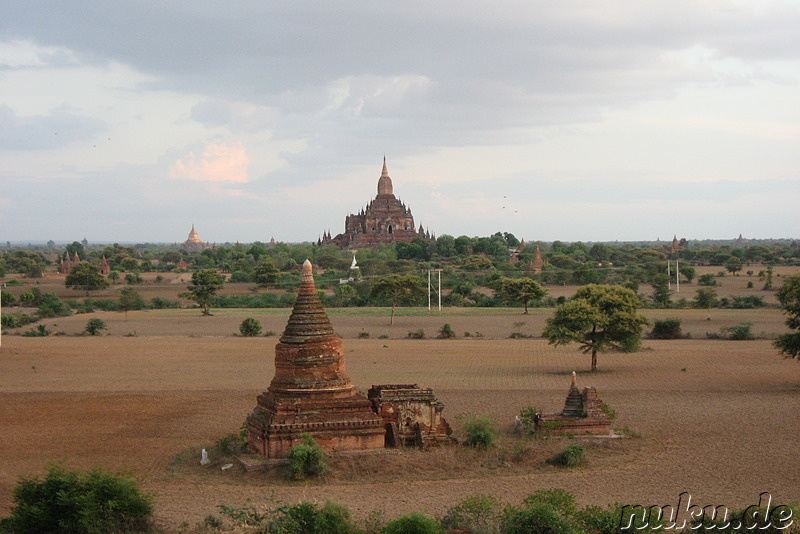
[
  {"x1": 0, "y1": 465, "x2": 153, "y2": 534},
  {"x1": 198, "y1": 487, "x2": 793, "y2": 534}
]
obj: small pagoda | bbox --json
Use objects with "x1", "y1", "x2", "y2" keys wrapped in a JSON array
[
  {"x1": 535, "y1": 372, "x2": 612, "y2": 436},
  {"x1": 246, "y1": 260, "x2": 385, "y2": 457}
]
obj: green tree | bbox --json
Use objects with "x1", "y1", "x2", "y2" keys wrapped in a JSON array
[
  {"x1": 680, "y1": 265, "x2": 696, "y2": 283},
  {"x1": 542, "y1": 284, "x2": 648, "y2": 372},
  {"x1": 85, "y1": 318, "x2": 107, "y2": 335},
  {"x1": 119, "y1": 286, "x2": 145, "y2": 318},
  {"x1": 493, "y1": 277, "x2": 547, "y2": 314},
  {"x1": 697, "y1": 273, "x2": 717, "y2": 286},
  {"x1": 650, "y1": 274, "x2": 672, "y2": 308},
  {"x1": 253, "y1": 258, "x2": 280, "y2": 288},
  {"x1": 65, "y1": 263, "x2": 110, "y2": 296},
  {"x1": 370, "y1": 274, "x2": 426, "y2": 325},
  {"x1": 725, "y1": 256, "x2": 743, "y2": 275},
  {"x1": 774, "y1": 274, "x2": 800, "y2": 360},
  {"x1": 185, "y1": 269, "x2": 225, "y2": 316},
  {"x1": 693, "y1": 287, "x2": 718, "y2": 315}
]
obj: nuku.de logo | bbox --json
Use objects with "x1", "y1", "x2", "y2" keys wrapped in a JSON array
[{"x1": 619, "y1": 492, "x2": 794, "y2": 531}]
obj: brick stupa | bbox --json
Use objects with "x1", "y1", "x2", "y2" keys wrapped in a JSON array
[
  {"x1": 246, "y1": 260, "x2": 384, "y2": 457},
  {"x1": 535, "y1": 372, "x2": 612, "y2": 436}
]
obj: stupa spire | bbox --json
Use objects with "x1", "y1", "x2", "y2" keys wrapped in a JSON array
[{"x1": 279, "y1": 259, "x2": 336, "y2": 343}]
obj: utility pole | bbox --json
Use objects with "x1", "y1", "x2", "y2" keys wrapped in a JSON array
[
  {"x1": 428, "y1": 269, "x2": 443, "y2": 311},
  {"x1": 667, "y1": 260, "x2": 671, "y2": 290}
]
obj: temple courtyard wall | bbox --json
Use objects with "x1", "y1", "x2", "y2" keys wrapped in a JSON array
[{"x1": 0, "y1": 335, "x2": 797, "y2": 529}]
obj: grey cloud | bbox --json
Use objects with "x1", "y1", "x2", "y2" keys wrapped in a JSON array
[{"x1": 0, "y1": 105, "x2": 106, "y2": 150}]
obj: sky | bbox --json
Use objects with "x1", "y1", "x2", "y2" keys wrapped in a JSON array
[{"x1": 1, "y1": 1, "x2": 799, "y2": 244}]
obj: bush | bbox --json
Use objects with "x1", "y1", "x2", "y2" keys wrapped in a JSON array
[
  {"x1": 0, "y1": 464, "x2": 153, "y2": 534},
  {"x1": 22, "y1": 324, "x2": 50, "y2": 337},
  {"x1": 522, "y1": 489, "x2": 577, "y2": 517},
  {"x1": 85, "y1": 318, "x2": 107, "y2": 336},
  {"x1": 149, "y1": 297, "x2": 180, "y2": 309},
  {"x1": 724, "y1": 323, "x2": 755, "y2": 340},
  {"x1": 440, "y1": 494, "x2": 501, "y2": 534},
  {"x1": 649, "y1": 318, "x2": 683, "y2": 339},
  {"x1": 286, "y1": 433, "x2": 327, "y2": 479},
  {"x1": 36, "y1": 293, "x2": 71, "y2": 318},
  {"x1": 1, "y1": 314, "x2": 37, "y2": 329},
  {"x1": 437, "y1": 323, "x2": 455, "y2": 338},
  {"x1": 501, "y1": 503, "x2": 576, "y2": 534},
  {"x1": 547, "y1": 444, "x2": 586, "y2": 467},
  {"x1": 698, "y1": 274, "x2": 717, "y2": 286},
  {"x1": 461, "y1": 415, "x2": 496, "y2": 449},
  {"x1": 1, "y1": 291, "x2": 18, "y2": 306},
  {"x1": 239, "y1": 317, "x2": 263, "y2": 337},
  {"x1": 383, "y1": 512, "x2": 443, "y2": 534},
  {"x1": 407, "y1": 329, "x2": 425, "y2": 339},
  {"x1": 93, "y1": 299, "x2": 121, "y2": 312},
  {"x1": 517, "y1": 406, "x2": 539, "y2": 435},
  {"x1": 731, "y1": 295, "x2": 766, "y2": 309}
]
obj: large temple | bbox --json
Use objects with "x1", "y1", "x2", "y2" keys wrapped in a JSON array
[{"x1": 319, "y1": 158, "x2": 433, "y2": 248}]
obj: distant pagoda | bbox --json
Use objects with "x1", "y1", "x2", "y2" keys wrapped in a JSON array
[
  {"x1": 181, "y1": 224, "x2": 213, "y2": 252},
  {"x1": 319, "y1": 158, "x2": 433, "y2": 248}
]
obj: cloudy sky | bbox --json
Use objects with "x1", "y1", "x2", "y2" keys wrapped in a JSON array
[{"x1": 1, "y1": 1, "x2": 799, "y2": 244}]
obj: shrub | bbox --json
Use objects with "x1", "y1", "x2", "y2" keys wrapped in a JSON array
[
  {"x1": 0, "y1": 464, "x2": 153, "y2": 534},
  {"x1": 731, "y1": 295, "x2": 766, "y2": 309},
  {"x1": 239, "y1": 317, "x2": 263, "y2": 337},
  {"x1": 461, "y1": 415, "x2": 496, "y2": 449},
  {"x1": 286, "y1": 433, "x2": 327, "y2": 479},
  {"x1": 92, "y1": 299, "x2": 121, "y2": 312},
  {"x1": 23, "y1": 324, "x2": 50, "y2": 337},
  {"x1": 698, "y1": 274, "x2": 717, "y2": 286},
  {"x1": 85, "y1": 318, "x2": 107, "y2": 336},
  {"x1": 517, "y1": 406, "x2": 539, "y2": 435},
  {"x1": 1, "y1": 291, "x2": 18, "y2": 306},
  {"x1": 309, "y1": 502, "x2": 354, "y2": 534},
  {"x1": 547, "y1": 444, "x2": 586, "y2": 467},
  {"x1": 501, "y1": 503, "x2": 576, "y2": 534},
  {"x1": 36, "y1": 293, "x2": 71, "y2": 318},
  {"x1": 383, "y1": 512, "x2": 443, "y2": 534},
  {"x1": 407, "y1": 329, "x2": 425, "y2": 339},
  {"x1": 649, "y1": 318, "x2": 683, "y2": 339},
  {"x1": 437, "y1": 323, "x2": 456, "y2": 338},
  {"x1": 724, "y1": 323, "x2": 755, "y2": 340},
  {"x1": 522, "y1": 489, "x2": 578, "y2": 517},
  {"x1": 149, "y1": 297, "x2": 180, "y2": 309},
  {"x1": 440, "y1": 494, "x2": 501, "y2": 534},
  {"x1": 358, "y1": 331, "x2": 370, "y2": 338},
  {"x1": 600, "y1": 403, "x2": 617, "y2": 421}
]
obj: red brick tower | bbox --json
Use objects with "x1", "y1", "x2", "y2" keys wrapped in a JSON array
[{"x1": 246, "y1": 260, "x2": 384, "y2": 457}]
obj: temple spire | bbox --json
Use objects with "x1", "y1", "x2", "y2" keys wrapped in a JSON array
[{"x1": 377, "y1": 157, "x2": 393, "y2": 196}]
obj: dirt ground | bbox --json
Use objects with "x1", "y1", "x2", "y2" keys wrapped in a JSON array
[{"x1": 1, "y1": 326, "x2": 798, "y2": 531}]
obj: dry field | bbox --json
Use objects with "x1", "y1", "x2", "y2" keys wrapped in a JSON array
[{"x1": 1, "y1": 313, "x2": 799, "y2": 531}]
